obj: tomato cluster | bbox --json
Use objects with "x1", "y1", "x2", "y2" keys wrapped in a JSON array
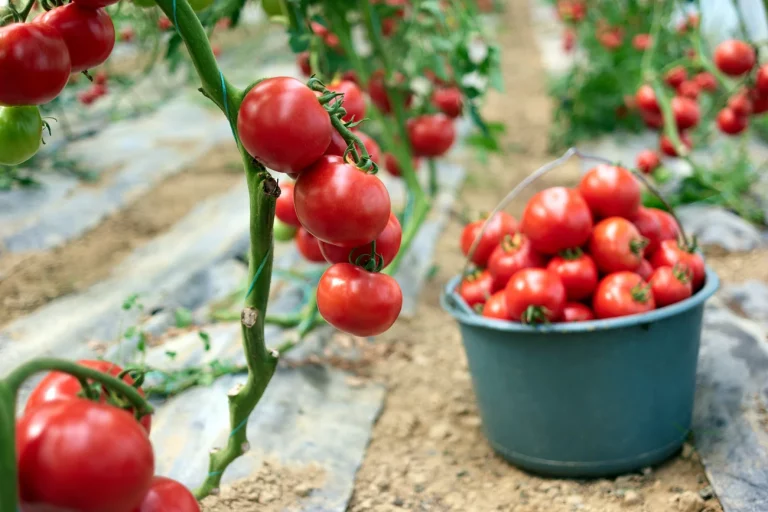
[
  {"x1": 238, "y1": 77, "x2": 406, "y2": 337},
  {"x1": 459, "y1": 165, "x2": 705, "y2": 323},
  {"x1": 0, "y1": 0, "x2": 118, "y2": 165},
  {"x1": 16, "y1": 360, "x2": 200, "y2": 512}
]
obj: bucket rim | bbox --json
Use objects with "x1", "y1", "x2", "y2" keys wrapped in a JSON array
[{"x1": 440, "y1": 266, "x2": 720, "y2": 333}]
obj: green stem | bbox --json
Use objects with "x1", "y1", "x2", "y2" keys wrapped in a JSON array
[
  {"x1": 427, "y1": 159, "x2": 438, "y2": 197},
  {"x1": 652, "y1": 78, "x2": 690, "y2": 158},
  {"x1": 0, "y1": 382, "x2": 17, "y2": 512},
  {"x1": 384, "y1": 196, "x2": 431, "y2": 275}
]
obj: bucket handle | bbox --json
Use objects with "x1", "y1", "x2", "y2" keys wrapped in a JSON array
[{"x1": 457, "y1": 147, "x2": 691, "y2": 294}]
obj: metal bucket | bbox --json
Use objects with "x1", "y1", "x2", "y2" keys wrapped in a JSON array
[{"x1": 441, "y1": 268, "x2": 720, "y2": 478}]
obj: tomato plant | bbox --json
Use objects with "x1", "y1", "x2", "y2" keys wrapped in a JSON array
[
  {"x1": 316, "y1": 263, "x2": 403, "y2": 337},
  {"x1": 0, "y1": 106, "x2": 42, "y2": 166},
  {"x1": 17, "y1": 400, "x2": 155, "y2": 512},
  {"x1": 504, "y1": 268, "x2": 566, "y2": 324}
]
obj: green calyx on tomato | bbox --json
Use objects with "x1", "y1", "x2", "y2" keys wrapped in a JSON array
[
  {"x1": 629, "y1": 237, "x2": 649, "y2": 256},
  {"x1": 0, "y1": 106, "x2": 42, "y2": 166},
  {"x1": 521, "y1": 305, "x2": 551, "y2": 325},
  {"x1": 672, "y1": 263, "x2": 692, "y2": 283},
  {"x1": 558, "y1": 246, "x2": 584, "y2": 260},
  {"x1": 630, "y1": 283, "x2": 652, "y2": 304},
  {"x1": 500, "y1": 233, "x2": 524, "y2": 253}
]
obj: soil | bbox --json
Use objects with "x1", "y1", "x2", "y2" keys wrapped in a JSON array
[
  {"x1": 704, "y1": 246, "x2": 768, "y2": 285},
  {"x1": 0, "y1": 143, "x2": 243, "y2": 328},
  {"x1": 345, "y1": 1, "x2": 725, "y2": 511},
  {"x1": 201, "y1": 459, "x2": 326, "y2": 512}
]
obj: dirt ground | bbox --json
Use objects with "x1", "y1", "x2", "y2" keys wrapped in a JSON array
[
  {"x1": 0, "y1": 143, "x2": 243, "y2": 327},
  {"x1": 346, "y1": 1, "x2": 725, "y2": 511}
]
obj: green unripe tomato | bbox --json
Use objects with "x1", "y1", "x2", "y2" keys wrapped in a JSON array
[
  {"x1": 0, "y1": 106, "x2": 42, "y2": 166},
  {"x1": 261, "y1": 0, "x2": 286, "y2": 17},
  {"x1": 132, "y1": 0, "x2": 156, "y2": 9},
  {"x1": 273, "y1": 219, "x2": 297, "y2": 242},
  {"x1": 189, "y1": 0, "x2": 214, "y2": 12}
]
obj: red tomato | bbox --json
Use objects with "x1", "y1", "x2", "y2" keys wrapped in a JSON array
[
  {"x1": 635, "y1": 149, "x2": 660, "y2": 174},
  {"x1": 0, "y1": 23, "x2": 71, "y2": 106},
  {"x1": 631, "y1": 207, "x2": 662, "y2": 255},
  {"x1": 563, "y1": 28, "x2": 575, "y2": 52},
  {"x1": 589, "y1": 217, "x2": 647, "y2": 273},
  {"x1": 458, "y1": 269, "x2": 494, "y2": 308},
  {"x1": 562, "y1": 302, "x2": 594, "y2": 322},
  {"x1": 272, "y1": 182, "x2": 299, "y2": 227},
  {"x1": 714, "y1": 40, "x2": 756, "y2": 76},
  {"x1": 342, "y1": 70, "x2": 359, "y2": 84},
  {"x1": 295, "y1": 227, "x2": 326, "y2": 263},
  {"x1": 25, "y1": 359, "x2": 152, "y2": 433},
  {"x1": 238, "y1": 77, "x2": 331, "y2": 173},
  {"x1": 134, "y1": 476, "x2": 200, "y2": 512},
  {"x1": 487, "y1": 233, "x2": 544, "y2": 291},
  {"x1": 482, "y1": 291, "x2": 510, "y2": 320},
  {"x1": 17, "y1": 400, "x2": 154, "y2": 512},
  {"x1": 120, "y1": 26, "x2": 135, "y2": 42},
  {"x1": 717, "y1": 107, "x2": 749, "y2": 135},
  {"x1": 158, "y1": 16, "x2": 172, "y2": 30},
  {"x1": 368, "y1": 69, "x2": 412, "y2": 114},
  {"x1": 757, "y1": 65, "x2": 768, "y2": 95},
  {"x1": 677, "y1": 80, "x2": 700, "y2": 100},
  {"x1": 317, "y1": 263, "x2": 402, "y2": 336},
  {"x1": 294, "y1": 155, "x2": 391, "y2": 247},
  {"x1": 407, "y1": 114, "x2": 455, "y2": 157},
  {"x1": 646, "y1": 208, "x2": 679, "y2": 243},
  {"x1": 319, "y1": 212, "x2": 401, "y2": 269},
  {"x1": 632, "y1": 33, "x2": 651, "y2": 51},
  {"x1": 354, "y1": 131, "x2": 382, "y2": 166},
  {"x1": 598, "y1": 29, "x2": 623, "y2": 50},
  {"x1": 693, "y1": 72, "x2": 717, "y2": 92},
  {"x1": 728, "y1": 91, "x2": 753, "y2": 116},
  {"x1": 556, "y1": 0, "x2": 586, "y2": 22},
  {"x1": 752, "y1": 92, "x2": 768, "y2": 114},
  {"x1": 521, "y1": 187, "x2": 593, "y2": 255},
  {"x1": 432, "y1": 87, "x2": 463, "y2": 118},
  {"x1": 546, "y1": 251, "x2": 598, "y2": 301},
  {"x1": 664, "y1": 66, "x2": 687, "y2": 88},
  {"x1": 593, "y1": 272, "x2": 655, "y2": 319},
  {"x1": 650, "y1": 239, "x2": 705, "y2": 290},
  {"x1": 329, "y1": 80, "x2": 366, "y2": 123},
  {"x1": 383, "y1": 152, "x2": 419, "y2": 177},
  {"x1": 504, "y1": 268, "x2": 566, "y2": 324},
  {"x1": 460, "y1": 212, "x2": 519, "y2": 267},
  {"x1": 636, "y1": 259, "x2": 653, "y2": 281},
  {"x1": 659, "y1": 132, "x2": 692, "y2": 157},
  {"x1": 649, "y1": 265, "x2": 693, "y2": 307},
  {"x1": 635, "y1": 84, "x2": 659, "y2": 113},
  {"x1": 324, "y1": 129, "x2": 348, "y2": 157},
  {"x1": 641, "y1": 110, "x2": 664, "y2": 130},
  {"x1": 39, "y1": 4, "x2": 115, "y2": 73},
  {"x1": 310, "y1": 21, "x2": 328, "y2": 37},
  {"x1": 578, "y1": 164, "x2": 641, "y2": 219},
  {"x1": 94, "y1": 70, "x2": 108, "y2": 85},
  {"x1": 297, "y1": 51, "x2": 311, "y2": 76},
  {"x1": 671, "y1": 96, "x2": 700, "y2": 130}
]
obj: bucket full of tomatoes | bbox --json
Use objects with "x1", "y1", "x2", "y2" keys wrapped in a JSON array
[{"x1": 440, "y1": 148, "x2": 720, "y2": 478}]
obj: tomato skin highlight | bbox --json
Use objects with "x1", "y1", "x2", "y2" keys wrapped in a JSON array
[
  {"x1": 238, "y1": 77, "x2": 331, "y2": 173},
  {"x1": 488, "y1": 233, "x2": 544, "y2": 291},
  {"x1": 649, "y1": 239, "x2": 705, "y2": 290},
  {"x1": 294, "y1": 155, "x2": 391, "y2": 247},
  {"x1": 0, "y1": 23, "x2": 71, "y2": 106},
  {"x1": 317, "y1": 263, "x2": 402, "y2": 336},
  {"x1": 593, "y1": 272, "x2": 655, "y2": 319},
  {"x1": 589, "y1": 217, "x2": 646, "y2": 274},
  {"x1": 0, "y1": 106, "x2": 42, "y2": 166},
  {"x1": 134, "y1": 476, "x2": 200, "y2": 512},
  {"x1": 460, "y1": 212, "x2": 519, "y2": 267},
  {"x1": 319, "y1": 212, "x2": 401, "y2": 269},
  {"x1": 714, "y1": 40, "x2": 756, "y2": 76},
  {"x1": 407, "y1": 114, "x2": 456, "y2": 157},
  {"x1": 578, "y1": 164, "x2": 641, "y2": 219},
  {"x1": 504, "y1": 268, "x2": 566, "y2": 323},
  {"x1": 17, "y1": 400, "x2": 155, "y2": 512},
  {"x1": 562, "y1": 302, "x2": 594, "y2": 322},
  {"x1": 329, "y1": 80, "x2": 366, "y2": 123},
  {"x1": 482, "y1": 291, "x2": 510, "y2": 320},
  {"x1": 631, "y1": 207, "x2": 662, "y2": 256},
  {"x1": 432, "y1": 87, "x2": 463, "y2": 118},
  {"x1": 25, "y1": 359, "x2": 152, "y2": 433},
  {"x1": 275, "y1": 181, "x2": 300, "y2": 227},
  {"x1": 546, "y1": 252, "x2": 598, "y2": 301},
  {"x1": 295, "y1": 227, "x2": 326, "y2": 263},
  {"x1": 38, "y1": 4, "x2": 116, "y2": 73},
  {"x1": 520, "y1": 187, "x2": 593, "y2": 255},
  {"x1": 650, "y1": 266, "x2": 693, "y2": 307},
  {"x1": 459, "y1": 269, "x2": 494, "y2": 308}
]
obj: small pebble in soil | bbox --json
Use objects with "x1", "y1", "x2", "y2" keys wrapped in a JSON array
[
  {"x1": 681, "y1": 443, "x2": 695, "y2": 459},
  {"x1": 698, "y1": 486, "x2": 715, "y2": 500},
  {"x1": 393, "y1": 497, "x2": 405, "y2": 507},
  {"x1": 671, "y1": 491, "x2": 706, "y2": 512},
  {"x1": 623, "y1": 490, "x2": 643, "y2": 506},
  {"x1": 566, "y1": 495, "x2": 584, "y2": 506}
]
